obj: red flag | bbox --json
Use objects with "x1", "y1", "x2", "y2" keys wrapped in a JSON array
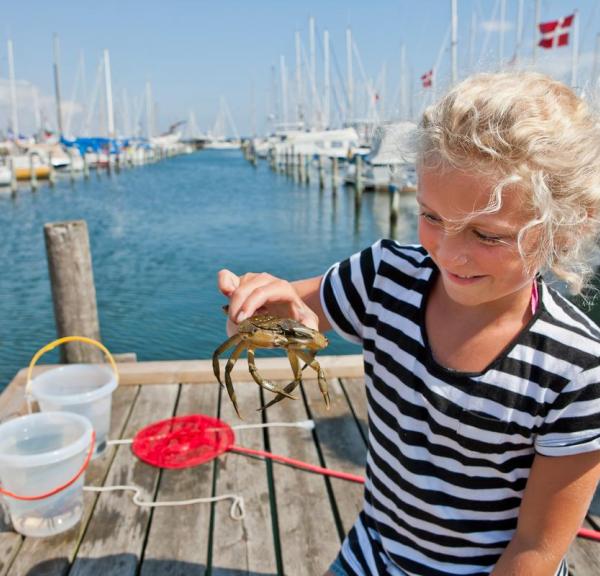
[
  {"x1": 538, "y1": 14, "x2": 574, "y2": 49},
  {"x1": 421, "y1": 70, "x2": 433, "y2": 88}
]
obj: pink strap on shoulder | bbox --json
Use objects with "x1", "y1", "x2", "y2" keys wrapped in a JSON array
[{"x1": 531, "y1": 279, "x2": 539, "y2": 315}]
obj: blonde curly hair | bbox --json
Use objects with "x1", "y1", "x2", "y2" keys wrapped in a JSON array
[{"x1": 418, "y1": 71, "x2": 600, "y2": 295}]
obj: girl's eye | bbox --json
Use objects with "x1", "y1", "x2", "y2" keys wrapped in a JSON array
[
  {"x1": 420, "y1": 212, "x2": 441, "y2": 225},
  {"x1": 473, "y1": 230, "x2": 503, "y2": 245}
]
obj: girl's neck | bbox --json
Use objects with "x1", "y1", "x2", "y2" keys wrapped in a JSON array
[{"x1": 433, "y1": 276, "x2": 535, "y2": 329}]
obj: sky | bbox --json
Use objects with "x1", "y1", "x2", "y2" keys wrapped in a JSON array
[{"x1": 1, "y1": 0, "x2": 600, "y2": 138}]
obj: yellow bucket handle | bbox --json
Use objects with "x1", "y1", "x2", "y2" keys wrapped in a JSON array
[{"x1": 25, "y1": 336, "x2": 119, "y2": 409}]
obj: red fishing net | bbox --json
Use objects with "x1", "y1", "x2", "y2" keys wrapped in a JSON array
[{"x1": 132, "y1": 414, "x2": 235, "y2": 469}]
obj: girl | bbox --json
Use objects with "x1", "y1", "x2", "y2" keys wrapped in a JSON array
[{"x1": 218, "y1": 72, "x2": 600, "y2": 576}]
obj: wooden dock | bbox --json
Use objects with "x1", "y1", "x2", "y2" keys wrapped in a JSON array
[{"x1": 0, "y1": 355, "x2": 598, "y2": 576}]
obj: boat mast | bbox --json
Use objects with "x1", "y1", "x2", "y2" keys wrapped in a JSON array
[
  {"x1": 32, "y1": 87, "x2": 42, "y2": 136},
  {"x1": 514, "y1": 0, "x2": 524, "y2": 67},
  {"x1": 145, "y1": 81, "x2": 153, "y2": 139},
  {"x1": 280, "y1": 55, "x2": 289, "y2": 127},
  {"x1": 592, "y1": 34, "x2": 600, "y2": 89},
  {"x1": 532, "y1": 0, "x2": 541, "y2": 65},
  {"x1": 104, "y1": 50, "x2": 115, "y2": 138},
  {"x1": 570, "y1": 10, "x2": 579, "y2": 88},
  {"x1": 451, "y1": 0, "x2": 458, "y2": 84},
  {"x1": 346, "y1": 27, "x2": 354, "y2": 124},
  {"x1": 7, "y1": 39, "x2": 19, "y2": 139},
  {"x1": 323, "y1": 29, "x2": 330, "y2": 129},
  {"x1": 53, "y1": 34, "x2": 64, "y2": 137},
  {"x1": 309, "y1": 16, "x2": 317, "y2": 129},
  {"x1": 295, "y1": 31, "x2": 304, "y2": 127},
  {"x1": 399, "y1": 43, "x2": 407, "y2": 119},
  {"x1": 499, "y1": 0, "x2": 506, "y2": 66}
]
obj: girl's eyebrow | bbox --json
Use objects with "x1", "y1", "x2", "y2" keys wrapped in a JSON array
[{"x1": 416, "y1": 197, "x2": 519, "y2": 236}]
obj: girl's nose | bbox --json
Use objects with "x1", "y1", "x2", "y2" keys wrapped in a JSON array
[{"x1": 437, "y1": 233, "x2": 469, "y2": 267}]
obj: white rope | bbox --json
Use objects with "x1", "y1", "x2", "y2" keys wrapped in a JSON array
[
  {"x1": 230, "y1": 419, "x2": 315, "y2": 432},
  {"x1": 83, "y1": 485, "x2": 245, "y2": 520},
  {"x1": 106, "y1": 419, "x2": 315, "y2": 446}
]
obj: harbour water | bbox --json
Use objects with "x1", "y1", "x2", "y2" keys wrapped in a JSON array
[{"x1": 0, "y1": 150, "x2": 420, "y2": 391}]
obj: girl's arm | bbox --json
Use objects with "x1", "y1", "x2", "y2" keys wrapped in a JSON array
[
  {"x1": 218, "y1": 269, "x2": 331, "y2": 332},
  {"x1": 491, "y1": 450, "x2": 600, "y2": 575}
]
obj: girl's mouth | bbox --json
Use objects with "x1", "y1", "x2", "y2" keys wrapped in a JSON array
[{"x1": 445, "y1": 270, "x2": 486, "y2": 284}]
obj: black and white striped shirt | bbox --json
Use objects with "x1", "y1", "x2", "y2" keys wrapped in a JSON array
[{"x1": 321, "y1": 241, "x2": 600, "y2": 576}]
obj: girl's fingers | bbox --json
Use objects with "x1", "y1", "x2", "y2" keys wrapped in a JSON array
[
  {"x1": 218, "y1": 269, "x2": 241, "y2": 296},
  {"x1": 227, "y1": 273, "x2": 279, "y2": 321},
  {"x1": 238, "y1": 281, "x2": 317, "y2": 327}
]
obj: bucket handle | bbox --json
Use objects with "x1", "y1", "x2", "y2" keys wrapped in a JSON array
[
  {"x1": 0, "y1": 430, "x2": 96, "y2": 501},
  {"x1": 25, "y1": 336, "x2": 120, "y2": 412}
]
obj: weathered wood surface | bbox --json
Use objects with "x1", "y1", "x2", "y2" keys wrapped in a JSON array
[
  {"x1": 266, "y1": 381, "x2": 341, "y2": 575},
  {"x1": 211, "y1": 381, "x2": 277, "y2": 575},
  {"x1": 141, "y1": 384, "x2": 218, "y2": 576},
  {"x1": 44, "y1": 220, "x2": 103, "y2": 363},
  {"x1": 1, "y1": 358, "x2": 599, "y2": 576},
  {"x1": 5, "y1": 385, "x2": 137, "y2": 576}
]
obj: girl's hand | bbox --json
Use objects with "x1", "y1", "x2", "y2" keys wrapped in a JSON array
[{"x1": 217, "y1": 269, "x2": 320, "y2": 332}]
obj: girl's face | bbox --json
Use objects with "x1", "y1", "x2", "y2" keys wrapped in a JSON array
[{"x1": 417, "y1": 166, "x2": 537, "y2": 310}]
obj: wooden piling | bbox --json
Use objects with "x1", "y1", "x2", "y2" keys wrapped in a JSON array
[
  {"x1": 355, "y1": 154, "x2": 363, "y2": 196},
  {"x1": 389, "y1": 184, "x2": 400, "y2": 225},
  {"x1": 298, "y1": 153, "x2": 304, "y2": 182},
  {"x1": 331, "y1": 156, "x2": 339, "y2": 192},
  {"x1": 48, "y1": 153, "x2": 56, "y2": 187},
  {"x1": 44, "y1": 220, "x2": 104, "y2": 363},
  {"x1": 9, "y1": 157, "x2": 17, "y2": 195},
  {"x1": 83, "y1": 153, "x2": 90, "y2": 179},
  {"x1": 318, "y1": 155, "x2": 325, "y2": 189},
  {"x1": 304, "y1": 155, "x2": 310, "y2": 184},
  {"x1": 69, "y1": 150, "x2": 76, "y2": 184},
  {"x1": 29, "y1": 155, "x2": 38, "y2": 191}
]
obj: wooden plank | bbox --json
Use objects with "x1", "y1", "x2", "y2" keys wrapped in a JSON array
[
  {"x1": 6, "y1": 386, "x2": 138, "y2": 576},
  {"x1": 12, "y1": 354, "x2": 365, "y2": 387},
  {"x1": 0, "y1": 505, "x2": 20, "y2": 576},
  {"x1": 339, "y1": 377, "x2": 369, "y2": 440},
  {"x1": 567, "y1": 519, "x2": 600, "y2": 576},
  {"x1": 211, "y1": 379, "x2": 277, "y2": 575},
  {"x1": 304, "y1": 377, "x2": 366, "y2": 534},
  {"x1": 140, "y1": 383, "x2": 219, "y2": 576},
  {"x1": 265, "y1": 381, "x2": 341, "y2": 575},
  {"x1": 70, "y1": 384, "x2": 179, "y2": 576}
]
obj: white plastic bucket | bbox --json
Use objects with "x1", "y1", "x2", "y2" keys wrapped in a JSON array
[
  {"x1": 0, "y1": 412, "x2": 93, "y2": 537},
  {"x1": 26, "y1": 336, "x2": 120, "y2": 458},
  {"x1": 30, "y1": 364, "x2": 117, "y2": 457}
]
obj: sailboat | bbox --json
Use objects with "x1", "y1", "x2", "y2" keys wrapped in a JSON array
[{"x1": 204, "y1": 98, "x2": 241, "y2": 149}]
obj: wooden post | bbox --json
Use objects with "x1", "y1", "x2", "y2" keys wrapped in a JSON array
[
  {"x1": 331, "y1": 156, "x2": 338, "y2": 192},
  {"x1": 29, "y1": 155, "x2": 38, "y2": 191},
  {"x1": 389, "y1": 184, "x2": 400, "y2": 225},
  {"x1": 304, "y1": 154, "x2": 310, "y2": 184},
  {"x1": 355, "y1": 154, "x2": 363, "y2": 195},
  {"x1": 318, "y1": 155, "x2": 325, "y2": 189},
  {"x1": 83, "y1": 152, "x2": 90, "y2": 179},
  {"x1": 297, "y1": 153, "x2": 304, "y2": 182},
  {"x1": 69, "y1": 150, "x2": 76, "y2": 184},
  {"x1": 9, "y1": 156, "x2": 17, "y2": 195},
  {"x1": 48, "y1": 153, "x2": 56, "y2": 188},
  {"x1": 44, "y1": 220, "x2": 104, "y2": 363}
]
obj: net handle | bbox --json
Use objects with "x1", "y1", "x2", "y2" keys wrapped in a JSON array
[
  {"x1": 0, "y1": 430, "x2": 96, "y2": 501},
  {"x1": 25, "y1": 336, "x2": 119, "y2": 403}
]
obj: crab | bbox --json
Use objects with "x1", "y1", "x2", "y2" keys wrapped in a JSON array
[{"x1": 212, "y1": 307, "x2": 330, "y2": 418}]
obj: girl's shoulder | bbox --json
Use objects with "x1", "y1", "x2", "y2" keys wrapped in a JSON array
[{"x1": 534, "y1": 279, "x2": 600, "y2": 370}]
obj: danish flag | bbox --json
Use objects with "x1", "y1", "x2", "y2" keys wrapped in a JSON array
[
  {"x1": 538, "y1": 14, "x2": 574, "y2": 49},
  {"x1": 421, "y1": 69, "x2": 433, "y2": 88}
]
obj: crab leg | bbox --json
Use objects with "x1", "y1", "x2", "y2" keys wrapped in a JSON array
[
  {"x1": 296, "y1": 350, "x2": 331, "y2": 409},
  {"x1": 261, "y1": 350, "x2": 303, "y2": 411},
  {"x1": 247, "y1": 348, "x2": 296, "y2": 399},
  {"x1": 212, "y1": 334, "x2": 242, "y2": 387},
  {"x1": 224, "y1": 341, "x2": 248, "y2": 419}
]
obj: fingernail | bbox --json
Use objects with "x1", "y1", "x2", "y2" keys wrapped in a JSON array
[{"x1": 236, "y1": 311, "x2": 247, "y2": 323}]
